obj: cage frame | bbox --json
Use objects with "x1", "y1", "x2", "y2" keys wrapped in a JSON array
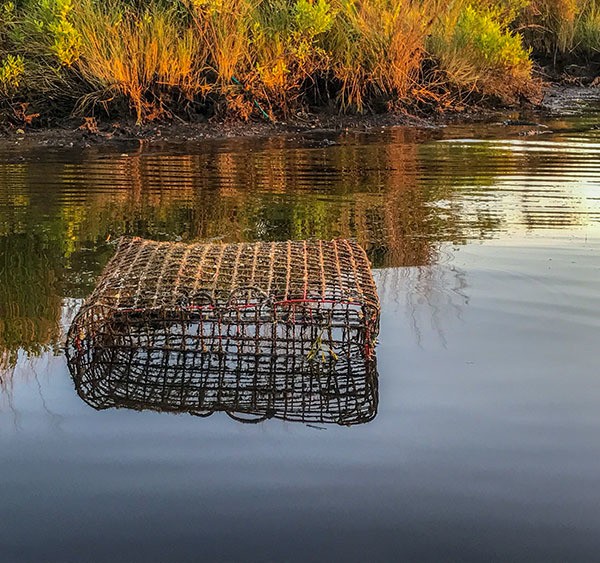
[{"x1": 67, "y1": 236, "x2": 380, "y2": 424}]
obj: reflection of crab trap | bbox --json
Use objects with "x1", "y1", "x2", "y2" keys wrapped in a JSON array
[{"x1": 67, "y1": 237, "x2": 380, "y2": 425}]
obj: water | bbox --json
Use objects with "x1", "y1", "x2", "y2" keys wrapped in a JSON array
[{"x1": 1, "y1": 106, "x2": 600, "y2": 561}]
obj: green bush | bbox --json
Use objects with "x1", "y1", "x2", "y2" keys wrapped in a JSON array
[
  {"x1": 429, "y1": 3, "x2": 533, "y2": 102},
  {"x1": 12, "y1": 0, "x2": 81, "y2": 65},
  {"x1": 0, "y1": 53, "x2": 24, "y2": 94}
]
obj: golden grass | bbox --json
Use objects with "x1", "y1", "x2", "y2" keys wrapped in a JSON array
[
  {"x1": 186, "y1": 0, "x2": 252, "y2": 86},
  {"x1": 328, "y1": 0, "x2": 438, "y2": 111},
  {"x1": 0, "y1": 0, "x2": 551, "y2": 121},
  {"x1": 74, "y1": 0, "x2": 206, "y2": 122}
]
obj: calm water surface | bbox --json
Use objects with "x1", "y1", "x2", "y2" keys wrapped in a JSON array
[{"x1": 1, "y1": 106, "x2": 600, "y2": 561}]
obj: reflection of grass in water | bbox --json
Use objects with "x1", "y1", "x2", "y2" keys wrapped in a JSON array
[
  {"x1": 1, "y1": 143, "x2": 456, "y2": 275},
  {"x1": 0, "y1": 233, "x2": 62, "y2": 370},
  {"x1": 0, "y1": 136, "x2": 518, "y2": 306}
]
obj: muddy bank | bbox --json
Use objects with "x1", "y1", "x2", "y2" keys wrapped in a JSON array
[
  {"x1": 0, "y1": 111, "x2": 430, "y2": 151},
  {"x1": 1, "y1": 84, "x2": 599, "y2": 151}
]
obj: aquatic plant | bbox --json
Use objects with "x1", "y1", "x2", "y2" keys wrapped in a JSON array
[
  {"x1": 575, "y1": 2, "x2": 600, "y2": 54},
  {"x1": 519, "y1": 0, "x2": 600, "y2": 59},
  {"x1": 326, "y1": 0, "x2": 437, "y2": 111}
]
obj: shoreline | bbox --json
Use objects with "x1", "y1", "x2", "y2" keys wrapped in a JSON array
[
  {"x1": 1, "y1": 84, "x2": 599, "y2": 151},
  {"x1": 0, "y1": 111, "x2": 429, "y2": 151}
]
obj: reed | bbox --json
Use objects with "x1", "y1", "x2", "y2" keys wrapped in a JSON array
[
  {"x1": 519, "y1": 0, "x2": 600, "y2": 59},
  {"x1": 575, "y1": 1, "x2": 600, "y2": 54},
  {"x1": 327, "y1": 0, "x2": 436, "y2": 111},
  {"x1": 73, "y1": 0, "x2": 206, "y2": 122},
  {"x1": 4, "y1": 0, "x2": 593, "y2": 124},
  {"x1": 429, "y1": 1, "x2": 533, "y2": 103}
]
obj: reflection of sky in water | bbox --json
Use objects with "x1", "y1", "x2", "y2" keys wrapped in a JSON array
[
  {"x1": 429, "y1": 135, "x2": 600, "y2": 233},
  {"x1": 1, "y1": 111, "x2": 600, "y2": 560}
]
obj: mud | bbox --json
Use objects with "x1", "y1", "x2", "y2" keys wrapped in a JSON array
[{"x1": 0, "y1": 84, "x2": 599, "y2": 151}]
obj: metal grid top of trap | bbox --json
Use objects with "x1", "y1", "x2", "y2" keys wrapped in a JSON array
[{"x1": 87, "y1": 236, "x2": 380, "y2": 315}]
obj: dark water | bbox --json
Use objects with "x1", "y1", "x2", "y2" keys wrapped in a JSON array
[{"x1": 1, "y1": 106, "x2": 600, "y2": 561}]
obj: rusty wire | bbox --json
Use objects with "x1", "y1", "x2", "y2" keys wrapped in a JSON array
[{"x1": 67, "y1": 237, "x2": 380, "y2": 425}]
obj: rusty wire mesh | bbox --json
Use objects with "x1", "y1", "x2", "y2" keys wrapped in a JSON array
[
  {"x1": 67, "y1": 236, "x2": 380, "y2": 425},
  {"x1": 70, "y1": 348, "x2": 379, "y2": 424}
]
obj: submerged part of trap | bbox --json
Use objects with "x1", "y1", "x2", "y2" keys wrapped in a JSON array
[
  {"x1": 66, "y1": 236, "x2": 380, "y2": 425},
  {"x1": 70, "y1": 347, "x2": 379, "y2": 425}
]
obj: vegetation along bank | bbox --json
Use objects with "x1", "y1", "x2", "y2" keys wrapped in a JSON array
[{"x1": 0, "y1": 0, "x2": 599, "y2": 131}]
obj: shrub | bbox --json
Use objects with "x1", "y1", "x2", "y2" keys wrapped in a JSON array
[
  {"x1": 327, "y1": 0, "x2": 436, "y2": 111},
  {"x1": 16, "y1": 0, "x2": 82, "y2": 65},
  {"x1": 429, "y1": 3, "x2": 533, "y2": 103},
  {"x1": 0, "y1": 53, "x2": 24, "y2": 95}
]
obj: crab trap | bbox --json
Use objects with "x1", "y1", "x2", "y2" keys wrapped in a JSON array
[{"x1": 66, "y1": 237, "x2": 380, "y2": 425}]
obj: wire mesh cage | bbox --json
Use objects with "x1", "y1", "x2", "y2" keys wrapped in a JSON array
[
  {"x1": 67, "y1": 236, "x2": 380, "y2": 425},
  {"x1": 70, "y1": 347, "x2": 379, "y2": 425}
]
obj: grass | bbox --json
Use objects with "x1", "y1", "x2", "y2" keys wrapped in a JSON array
[
  {"x1": 0, "y1": 0, "x2": 595, "y2": 125},
  {"x1": 575, "y1": 2, "x2": 600, "y2": 54},
  {"x1": 519, "y1": 0, "x2": 600, "y2": 60},
  {"x1": 73, "y1": 0, "x2": 205, "y2": 122},
  {"x1": 429, "y1": 1, "x2": 534, "y2": 103},
  {"x1": 327, "y1": 0, "x2": 436, "y2": 111}
]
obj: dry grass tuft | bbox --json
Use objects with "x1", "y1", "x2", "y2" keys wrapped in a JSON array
[{"x1": 74, "y1": 0, "x2": 207, "y2": 122}]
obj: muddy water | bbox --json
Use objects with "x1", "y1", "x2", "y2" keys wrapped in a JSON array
[{"x1": 1, "y1": 106, "x2": 600, "y2": 561}]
